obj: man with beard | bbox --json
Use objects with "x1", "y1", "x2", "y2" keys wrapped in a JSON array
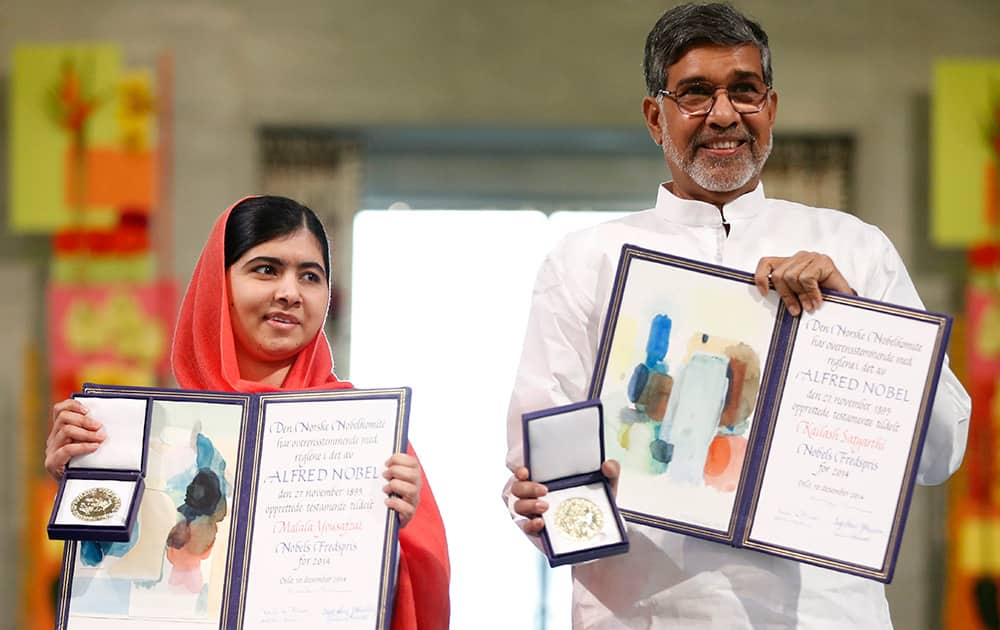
[{"x1": 503, "y1": 3, "x2": 970, "y2": 628}]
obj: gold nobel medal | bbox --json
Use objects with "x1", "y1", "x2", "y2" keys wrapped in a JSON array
[
  {"x1": 71, "y1": 487, "x2": 122, "y2": 522},
  {"x1": 554, "y1": 497, "x2": 604, "y2": 541}
]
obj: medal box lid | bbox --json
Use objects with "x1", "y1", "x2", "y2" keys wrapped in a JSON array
[
  {"x1": 66, "y1": 394, "x2": 152, "y2": 475},
  {"x1": 523, "y1": 399, "x2": 605, "y2": 485}
]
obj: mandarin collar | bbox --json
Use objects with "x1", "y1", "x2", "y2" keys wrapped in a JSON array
[{"x1": 654, "y1": 182, "x2": 765, "y2": 226}]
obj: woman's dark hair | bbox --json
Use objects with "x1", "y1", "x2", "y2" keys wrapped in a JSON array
[
  {"x1": 224, "y1": 196, "x2": 331, "y2": 281},
  {"x1": 643, "y1": 3, "x2": 772, "y2": 96}
]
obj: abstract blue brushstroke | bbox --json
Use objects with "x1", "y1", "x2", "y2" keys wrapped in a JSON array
[{"x1": 79, "y1": 518, "x2": 140, "y2": 566}]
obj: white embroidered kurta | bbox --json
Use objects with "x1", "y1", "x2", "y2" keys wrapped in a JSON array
[{"x1": 504, "y1": 184, "x2": 970, "y2": 629}]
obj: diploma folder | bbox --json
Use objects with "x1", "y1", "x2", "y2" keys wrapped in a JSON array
[
  {"x1": 53, "y1": 383, "x2": 410, "y2": 630},
  {"x1": 588, "y1": 244, "x2": 951, "y2": 582}
]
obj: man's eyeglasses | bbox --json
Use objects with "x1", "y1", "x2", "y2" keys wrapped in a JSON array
[{"x1": 657, "y1": 79, "x2": 771, "y2": 117}]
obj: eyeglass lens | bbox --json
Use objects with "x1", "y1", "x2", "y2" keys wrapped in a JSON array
[{"x1": 670, "y1": 80, "x2": 768, "y2": 115}]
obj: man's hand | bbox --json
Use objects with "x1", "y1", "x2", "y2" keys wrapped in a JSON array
[
  {"x1": 512, "y1": 459, "x2": 621, "y2": 535},
  {"x1": 754, "y1": 252, "x2": 854, "y2": 316},
  {"x1": 512, "y1": 466, "x2": 548, "y2": 534},
  {"x1": 602, "y1": 459, "x2": 621, "y2": 496}
]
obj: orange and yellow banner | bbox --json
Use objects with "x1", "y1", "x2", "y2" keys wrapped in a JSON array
[{"x1": 9, "y1": 45, "x2": 158, "y2": 233}]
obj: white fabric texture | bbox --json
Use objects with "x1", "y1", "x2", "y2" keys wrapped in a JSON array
[
  {"x1": 527, "y1": 405, "x2": 603, "y2": 483},
  {"x1": 68, "y1": 397, "x2": 147, "y2": 471},
  {"x1": 503, "y1": 183, "x2": 971, "y2": 630}
]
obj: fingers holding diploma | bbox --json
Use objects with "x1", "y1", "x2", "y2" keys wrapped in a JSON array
[
  {"x1": 383, "y1": 452, "x2": 422, "y2": 528},
  {"x1": 754, "y1": 252, "x2": 855, "y2": 316}
]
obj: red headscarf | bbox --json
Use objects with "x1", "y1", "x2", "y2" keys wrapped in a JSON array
[{"x1": 171, "y1": 197, "x2": 451, "y2": 629}]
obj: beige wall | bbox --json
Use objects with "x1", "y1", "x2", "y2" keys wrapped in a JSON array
[
  {"x1": 4, "y1": 0, "x2": 999, "y2": 280},
  {"x1": 2, "y1": 1, "x2": 999, "y2": 628}
]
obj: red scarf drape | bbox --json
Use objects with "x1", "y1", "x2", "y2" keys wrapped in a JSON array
[{"x1": 171, "y1": 197, "x2": 451, "y2": 629}]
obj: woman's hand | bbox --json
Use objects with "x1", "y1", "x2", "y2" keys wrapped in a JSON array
[
  {"x1": 383, "y1": 452, "x2": 422, "y2": 528},
  {"x1": 45, "y1": 398, "x2": 105, "y2": 480}
]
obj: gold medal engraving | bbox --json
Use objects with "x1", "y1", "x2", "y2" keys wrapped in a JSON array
[
  {"x1": 70, "y1": 487, "x2": 122, "y2": 522},
  {"x1": 553, "y1": 497, "x2": 604, "y2": 540}
]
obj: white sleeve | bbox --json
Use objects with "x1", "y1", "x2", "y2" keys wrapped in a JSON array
[
  {"x1": 858, "y1": 230, "x2": 971, "y2": 486},
  {"x1": 502, "y1": 247, "x2": 598, "y2": 532}
]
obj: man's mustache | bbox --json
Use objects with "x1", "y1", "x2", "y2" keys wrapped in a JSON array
[{"x1": 690, "y1": 127, "x2": 755, "y2": 152}]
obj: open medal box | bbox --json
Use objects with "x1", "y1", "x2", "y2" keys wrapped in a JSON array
[
  {"x1": 47, "y1": 394, "x2": 151, "y2": 542},
  {"x1": 523, "y1": 399, "x2": 629, "y2": 566}
]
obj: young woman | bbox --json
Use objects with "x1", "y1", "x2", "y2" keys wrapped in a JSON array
[{"x1": 45, "y1": 195, "x2": 450, "y2": 629}]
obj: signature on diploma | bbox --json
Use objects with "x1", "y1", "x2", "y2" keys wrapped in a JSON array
[
  {"x1": 832, "y1": 517, "x2": 885, "y2": 541},
  {"x1": 259, "y1": 605, "x2": 309, "y2": 623},
  {"x1": 774, "y1": 507, "x2": 820, "y2": 527},
  {"x1": 323, "y1": 606, "x2": 376, "y2": 623}
]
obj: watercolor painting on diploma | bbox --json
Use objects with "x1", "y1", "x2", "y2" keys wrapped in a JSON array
[
  {"x1": 595, "y1": 256, "x2": 780, "y2": 532},
  {"x1": 65, "y1": 399, "x2": 243, "y2": 624}
]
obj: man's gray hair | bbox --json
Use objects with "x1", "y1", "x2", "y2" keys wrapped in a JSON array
[{"x1": 643, "y1": 3, "x2": 772, "y2": 96}]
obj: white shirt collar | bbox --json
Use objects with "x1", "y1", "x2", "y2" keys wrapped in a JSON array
[{"x1": 653, "y1": 181, "x2": 766, "y2": 226}]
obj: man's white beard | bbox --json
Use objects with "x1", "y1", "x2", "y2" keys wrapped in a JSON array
[{"x1": 662, "y1": 125, "x2": 772, "y2": 193}]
